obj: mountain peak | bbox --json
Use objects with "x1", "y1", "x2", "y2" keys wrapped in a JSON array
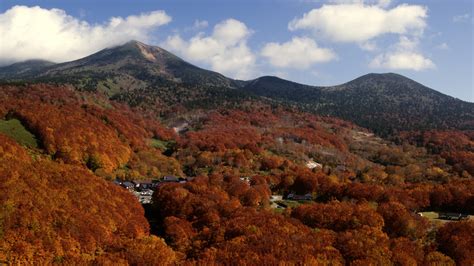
[
  {"x1": 124, "y1": 39, "x2": 145, "y2": 46},
  {"x1": 348, "y1": 73, "x2": 414, "y2": 84},
  {"x1": 119, "y1": 40, "x2": 167, "y2": 61},
  {"x1": 119, "y1": 40, "x2": 151, "y2": 49},
  {"x1": 337, "y1": 72, "x2": 438, "y2": 96},
  {"x1": 0, "y1": 40, "x2": 237, "y2": 90}
]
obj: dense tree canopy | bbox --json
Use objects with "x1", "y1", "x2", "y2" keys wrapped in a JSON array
[{"x1": 0, "y1": 84, "x2": 472, "y2": 264}]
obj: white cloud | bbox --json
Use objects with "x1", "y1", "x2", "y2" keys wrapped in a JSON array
[
  {"x1": 289, "y1": 3, "x2": 427, "y2": 43},
  {"x1": 369, "y1": 36, "x2": 435, "y2": 71},
  {"x1": 453, "y1": 13, "x2": 471, "y2": 23},
  {"x1": 188, "y1": 19, "x2": 208, "y2": 31},
  {"x1": 261, "y1": 37, "x2": 336, "y2": 69},
  {"x1": 163, "y1": 19, "x2": 256, "y2": 79},
  {"x1": 396, "y1": 36, "x2": 418, "y2": 50},
  {"x1": 0, "y1": 5, "x2": 171, "y2": 65},
  {"x1": 370, "y1": 52, "x2": 434, "y2": 71}
]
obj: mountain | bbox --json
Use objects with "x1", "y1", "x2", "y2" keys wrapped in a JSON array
[
  {"x1": 319, "y1": 73, "x2": 474, "y2": 133},
  {"x1": 1, "y1": 41, "x2": 472, "y2": 134},
  {"x1": 0, "y1": 40, "x2": 238, "y2": 93},
  {"x1": 1, "y1": 42, "x2": 473, "y2": 265},
  {"x1": 3, "y1": 82, "x2": 473, "y2": 265},
  {"x1": 241, "y1": 76, "x2": 321, "y2": 103},
  {"x1": 0, "y1": 59, "x2": 55, "y2": 79},
  {"x1": 243, "y1": 73, "x2": 474, "y2": 134}
]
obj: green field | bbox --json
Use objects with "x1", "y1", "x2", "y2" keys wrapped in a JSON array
[
  {"x1": 150, "y1": 138, "x2": 176, "y2": 151},
  {"x1": 0, "y1": 118, "x2": 38, "y2": 148},
  {"x1": 418, "y1": 211, "x2": 473, "y2": 226}
]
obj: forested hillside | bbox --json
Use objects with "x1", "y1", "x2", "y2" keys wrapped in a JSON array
[
  {"x1": 0, "y1": 84, "x2": 472, "y2": 264},
  {"x1": 1, "y1": 42, "x2": 472, "y2": 136},
  {"x1": 243, "y1": 74, "x2": 474, "y2": 135}
]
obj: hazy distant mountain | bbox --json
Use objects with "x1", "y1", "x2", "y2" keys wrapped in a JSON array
[
  {"x1": 242, "y1": 74, "x2": 474, "y2": 134},
  {"x1": 0, "y1": 59, "x2": 55, "y2": 79},
  {"x1": 1, "y1": 41, "x2": 472, "y2": 134}
]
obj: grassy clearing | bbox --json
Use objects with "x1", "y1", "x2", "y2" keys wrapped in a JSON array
[
  {"x1": 419, "y1": 212, "x2": 438, "y2": 220},
  {"x1": 150, "y1": 138, "x2": 168, "y2": 150},
  {"x1": 0, "y1": 118, "x2": 38, "y2": 148},
  {"x1": 419, "y1": 212, "x2": 473, "y2": 227},
  {"x1": 150, "y1": 138, "x2": 174, "y2": 150}
]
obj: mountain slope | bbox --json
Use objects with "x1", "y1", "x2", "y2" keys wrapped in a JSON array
[
  {"x1": 0, "y1": 41, "x2": 238, "y2": 93},
  {"x1": 0, "y1": 41, "x2": 472, "y2": 134},
  {"x1": 319, "y1": 73, "x2": 474, "y2": 133},
  {"x1": 241, "y1": 76, "x2": 321, "y2": 101},
  {"x1": 243, "y1": 73, "x2": 474, "y2": 134},
  {"x1": 0, "y1": 59, "x2": 55, "y2": 79}
]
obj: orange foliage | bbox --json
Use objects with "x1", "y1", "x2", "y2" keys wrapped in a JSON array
[
  {"x1": 0, "y1": 84, "x2": 176, "y2": 174},
  {"x1": 335, "y1": 226, "x2": 392, "y2": 264},
  {"x1": 0, "y1": 133, "x2": 175, "y2": 264},
  {"x1": 377, "y1": 201, "x2": 429, "y2": 240},
  {"x1": 1, "y1": 83, "x2": 472, "y2": 264},
  {"x1": 292, "y1": 201, "x2": 384, "y2": 231},
  {"x1": 400, "y1": 130, "x2": 474, "y2": 175},
  {"x1": 437, "y1": 221, "x2": 474, "y2": 265}
]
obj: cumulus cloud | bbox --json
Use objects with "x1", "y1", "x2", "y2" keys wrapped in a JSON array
[
  {"x1": 288, "y1": 3, "x2": 427, "y2": 43},
  {"x1": 0, "y1": 5, "x2": 171, "y2": 65},
  {"x1": 370, "y1": 52, "x2": 434, "y2": 71},
  {"x1": 187, "y1": 19, "x2": 208, "y2": 31},
  {"x1": 163, "y1": 19, "x2": 256, "y2": 79},
  {"x1": 261, "y1": 37, "x2": 336, "y2": 69},
  {"x1": 369, "y1": 36, "x2": 435, "y2": 71}
]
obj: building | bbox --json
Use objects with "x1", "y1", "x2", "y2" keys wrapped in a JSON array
[
  {"x1": 170, "y1": 120, "x2": 189, "y2": 134},
  {"x1": 306, "y1": 160, "x2": 322, "y2": 169},
  {"x1": 287, "y1": 193, "x2": 313, "y2": 201},
  {"x1": 270, "y1": 195, "x2": 283, "y2": 202},
  {"x1": 438, "y1": 212, "x2": 469, "y2": 221},
  {"x1": 163, "y1": 175, "x2": 180, "y2": 182},
  {"x1": 240, "y1": 176, "x2": 251, "y2": 184},
  {"x1": 138, "y1": 195, "x2": 152, "y2": 204},
  {"x1": 121, "y1": 181, "x2": 135, "y2": 191},
  {"x1": 132, "y1": 180, "x2": 154, "y2": 190},
  {"x1": 115, "y1": 176, "x2": 190, "y2": 205}
]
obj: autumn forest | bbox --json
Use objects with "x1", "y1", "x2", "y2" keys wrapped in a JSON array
[{"x1": 0, "y1": 82, "x2": 472, "y2": 265}]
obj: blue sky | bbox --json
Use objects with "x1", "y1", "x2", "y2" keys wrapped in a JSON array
[{"x1": 0, "y1": 0, "x2": 472, "y2": 101}]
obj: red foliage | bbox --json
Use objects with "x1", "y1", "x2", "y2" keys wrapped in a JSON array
[
  {"x1": 0, "y1": 133, "x2": 175, "y2": 263},
  {"x1": 335, "y1": 226, "x2": 392, "y2": 264},
  {"x1": 390, "y1": 237, "x2": 425, "y2": 265},
  {"x1": 291, "y1": 201, "x2": 384, "y2": 231},
  {"x1": 1, "y1": 83, "x2": 472, "y2": 264},
  {"x1": 400, "y1": 130, "x2": 474, "y2": 175},
  {"x1": 437, "y1": 221, "x2": 474, "y2": 265},
  {"x1": 377, "y1": 201, "x2": 429, "y2": 240},
  {"x1": 0, "y1": 84, "x2": 176, "y2": 174}
]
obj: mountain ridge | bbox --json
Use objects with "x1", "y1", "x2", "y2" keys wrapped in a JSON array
[
  {"x1": 0, "y1": 40, "x2": 472, "y2": 134},
  {"x1": 0, "y1": 40, "x2": 239, "y2": 90}
]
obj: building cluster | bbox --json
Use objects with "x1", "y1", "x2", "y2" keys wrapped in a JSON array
[
  {"x1": 115, "y1": 174, "x2": 316, "y2": 207},
  {"x1": 437, "y1": 212, "x2": 469, "y2": 221},
  {"x1": 114, "y1": 176, "x2": 188, "y2": 204}
]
